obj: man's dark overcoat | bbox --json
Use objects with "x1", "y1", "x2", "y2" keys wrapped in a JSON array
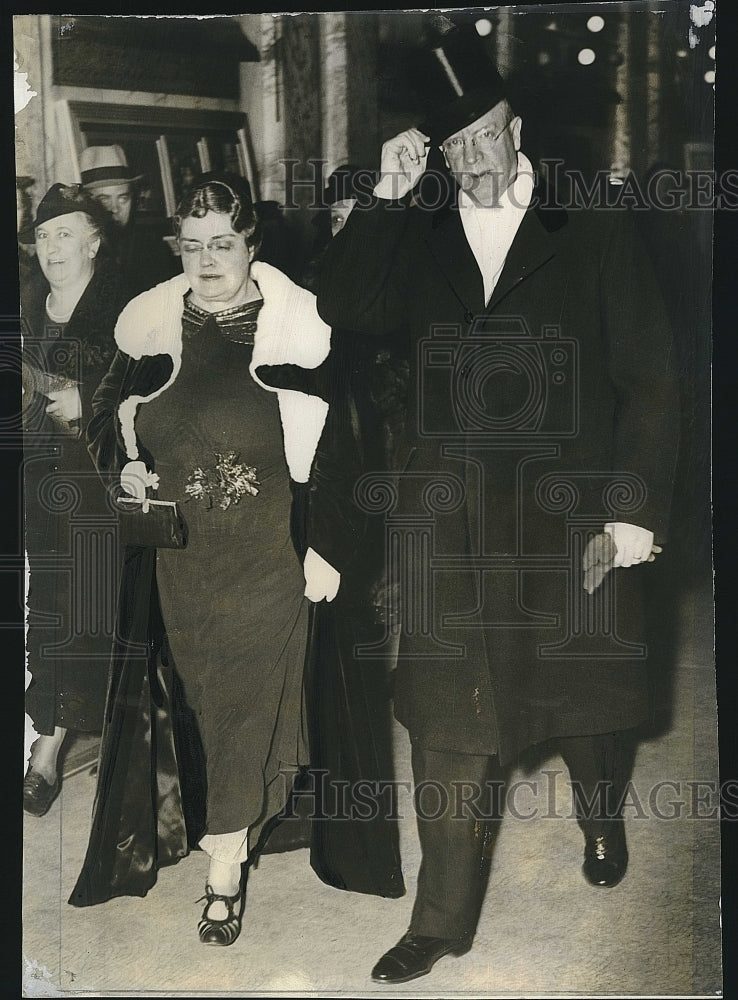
[{"x1": 316, "y1": 177, "x2": 680, "y2": 765}]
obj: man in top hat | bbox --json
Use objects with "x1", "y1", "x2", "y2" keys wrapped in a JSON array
[
  {"x1": 79, "y1": 144, "x2": 178, "y2": 298},
  {"x1": 316, "y1": 14, "x2": 679, "y2": 985}
]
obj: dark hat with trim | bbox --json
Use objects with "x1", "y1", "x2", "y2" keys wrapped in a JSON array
[
  {"x1": 419, "y1": 14, "x2": 508, "y2": 145},
  {"x1": 18, "y1": 182, "x2": 108, "y2": 244},
  {"x1": 312, "y1": 164, "x2": 378, "y2": 227},
  {"x1": 79, "y1": 144, "x2": 144, "y2": 190},
  {"x1": 322, "y1": 164, "x2": 377, "y2": 207}
]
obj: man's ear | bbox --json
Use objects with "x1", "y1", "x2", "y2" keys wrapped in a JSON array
[
  {"x1": 89, "y1": 236, "x2": 101, "y2": 259},
  {"x1": 511, "y1": 116, "x2": 523, "y2": 152}
]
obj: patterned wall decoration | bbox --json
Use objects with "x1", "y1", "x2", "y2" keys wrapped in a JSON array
[
  {"x1": 280, "y1": 13, "x2": 323, "y2": 218},
  {"x1": 345, "y1": 11, "x2": 380, "y2": 169}
]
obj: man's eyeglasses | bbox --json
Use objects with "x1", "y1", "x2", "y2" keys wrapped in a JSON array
[{"x1": 440, "y1": 121, "x2": 512, "y2": 157}]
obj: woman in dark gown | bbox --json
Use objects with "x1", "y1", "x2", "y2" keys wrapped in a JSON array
[{"x1": 73, "y1": 175, "x2": 345, "y2": 946}]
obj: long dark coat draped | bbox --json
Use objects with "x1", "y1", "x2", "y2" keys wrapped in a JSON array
[
  {"x1": 23, "y1": 261, "x2": 128, "y2": 735},
  {"x1": 70, "y1": 337, "x2": 405, "y2": 906},
  {"x1": 316, "y1": 178, "x2": 680, "y2": 765},
  {"x1": 295, "y1": 329, "x2": 408, "y2": 899}
]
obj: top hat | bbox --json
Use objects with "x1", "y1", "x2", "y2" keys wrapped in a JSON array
[
  {"x1": 418, "y1": 14, "x2": 508, "y2": 145},
  {"x1": 18, "y1": 182, "x2": 108, "y2": 244},
  {"x1": 79, "y1": 145, "x2": 144, "y2": 190}
]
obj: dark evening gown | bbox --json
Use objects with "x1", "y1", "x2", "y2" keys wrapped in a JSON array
[{"x1": 135, "y1": 297, "x2": 309, "y2": 845}]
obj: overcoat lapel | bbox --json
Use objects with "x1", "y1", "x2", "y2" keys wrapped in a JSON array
[
  {"x1": 484, "y1": 206, "x2": 558, "y2": 312},
  {"x1": 422, "y1": 193, "x2": 567, "y2": 321},
  {"x1": 423, "y1": 206, "x2": 486, "y2": 322},
  {"x1": 486, "y1": 199, "x2": 568, "y2": 312}
]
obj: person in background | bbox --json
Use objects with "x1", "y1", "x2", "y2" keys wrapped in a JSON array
[
  {"x1": 79, "y1": 144, "x2": 179, "y2": 298},
  {"x1": 307, "y1": 164, "x2": 409, "y2": 471},
  {"x1": 253, "y1": 199, "x2": 303, "y2": 282},
  {"x1": 17, "y1": 175, "x2": 40, "y2": 286},
  {"x1": 22, "y1": 182, "x2": 130, "y2": 816}
]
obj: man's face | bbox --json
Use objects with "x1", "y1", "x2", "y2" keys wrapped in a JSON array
[
  {"x1": 441, "y1": 102, "x2": 522, "y2": 206},
  {"x1": 92, "y1": 183, "x2": 133, "y2": 227}
]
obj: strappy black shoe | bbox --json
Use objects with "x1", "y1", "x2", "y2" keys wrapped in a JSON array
[{"x1": 197, "y1": 883, "x2": 243, "y2": 946}]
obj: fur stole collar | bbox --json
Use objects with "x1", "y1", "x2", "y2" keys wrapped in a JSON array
[{"x1": 113, "y1": 262, "x2": 331, "y2": 483}]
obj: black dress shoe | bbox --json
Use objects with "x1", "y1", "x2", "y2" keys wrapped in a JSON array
[
  {"x1": 582, "y1": 819, "x2": 628, "y2": 887},
  {"x1": 371, "y1": 931, "x2": 473, "y2": 984},
  {"x1": 23, "y1": 769, "x2": 60, "y2": 817}
]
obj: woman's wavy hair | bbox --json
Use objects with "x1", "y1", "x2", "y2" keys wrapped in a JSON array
[{"x1": 173, "y1": 172, "x2": 262, "y2": 255}]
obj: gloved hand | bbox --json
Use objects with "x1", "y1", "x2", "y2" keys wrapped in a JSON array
[
  {"x1": 303, "y1": 546, "x2": 340, "y2": 602},
  {"x1": 120, "y1": 460, "x2": 160, "y2": 501},
  {"x1": 604, "y1": 522, "x2": 655, "y2": 567},
  {"x1": 583, "y1": 525, "x2": 662, "y2": 594}
]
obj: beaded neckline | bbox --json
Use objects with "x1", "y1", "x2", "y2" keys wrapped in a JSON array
[{"x1": 182, "y1": 293, "x2": 264, "y2": 344}]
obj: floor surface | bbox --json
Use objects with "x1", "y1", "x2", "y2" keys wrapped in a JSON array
[{"x1": 22, "y1": 580, "x2": 721, "y2": 998}]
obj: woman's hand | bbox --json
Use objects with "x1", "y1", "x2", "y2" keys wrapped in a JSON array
[
  {"x1": 303, "y1": 546, "x2": 340, "y2": 602},
  {"x1": 120, "y1": 460, "x2": 160, "y2": 500},
  {"x1": 46, "y1": 386, "x2": 82, "y2": 426},
  {"x1": 374, "y1": 128, "x2": 431, "y2": 201}
]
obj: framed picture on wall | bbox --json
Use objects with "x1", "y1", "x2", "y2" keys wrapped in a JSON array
[
  {"x1": 162, "y1": 133, "x2": 205, "y2": 210},
  {"x1": 61, "y1": 100, "x2": 259, "y2": 220}
]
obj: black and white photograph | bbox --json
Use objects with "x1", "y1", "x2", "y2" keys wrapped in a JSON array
[{"x1": 14, "y1": 6, "x2": 721, "y2": 996}]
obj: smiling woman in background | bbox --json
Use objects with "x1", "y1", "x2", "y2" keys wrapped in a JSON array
[{"x1": 22, "y1": 183, "x2": 129, "y2": 817}]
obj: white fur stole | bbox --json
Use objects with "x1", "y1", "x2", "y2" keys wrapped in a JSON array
[{"x1": 113, "y1": 262, "x2": 331, "y2": 484}]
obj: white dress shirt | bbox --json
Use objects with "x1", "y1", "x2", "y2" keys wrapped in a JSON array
[{"x1": 458, "y1": 151, "x2": 535, "y2": 303}]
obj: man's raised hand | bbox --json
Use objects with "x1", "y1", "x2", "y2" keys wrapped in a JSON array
[{"x1": 374, "y1": 128, "x2": 431, "y2": 201}]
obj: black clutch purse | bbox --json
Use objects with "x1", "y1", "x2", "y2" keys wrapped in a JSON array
[{"x1": 116, "y1": 497, "x2": 189, "y2": 550}]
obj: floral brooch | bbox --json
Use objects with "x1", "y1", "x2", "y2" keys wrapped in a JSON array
[{"x1": 185, "y1": 452, "x2": 260, "y2": 510}]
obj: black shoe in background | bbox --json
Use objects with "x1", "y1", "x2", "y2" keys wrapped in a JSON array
[{"x1": 23, "y1": 769, "x2": 60, "y2": 817}]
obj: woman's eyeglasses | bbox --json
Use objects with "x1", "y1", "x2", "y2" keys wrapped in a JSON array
[{"x1": 179, "y1": 238, "x2": 239, "y2": 256}]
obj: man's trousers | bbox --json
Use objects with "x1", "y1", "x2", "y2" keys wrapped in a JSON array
[{"x1": 409, "y1": 730, "x2": 637, "y2": 939}]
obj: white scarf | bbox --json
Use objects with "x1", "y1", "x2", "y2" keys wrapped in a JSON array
[
  {"x1": 113, "y1": 261, "x2": 331, "y2": 484},
  {"x1": 458, "y1": 151, "x2": 535, "y2": 303}
]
